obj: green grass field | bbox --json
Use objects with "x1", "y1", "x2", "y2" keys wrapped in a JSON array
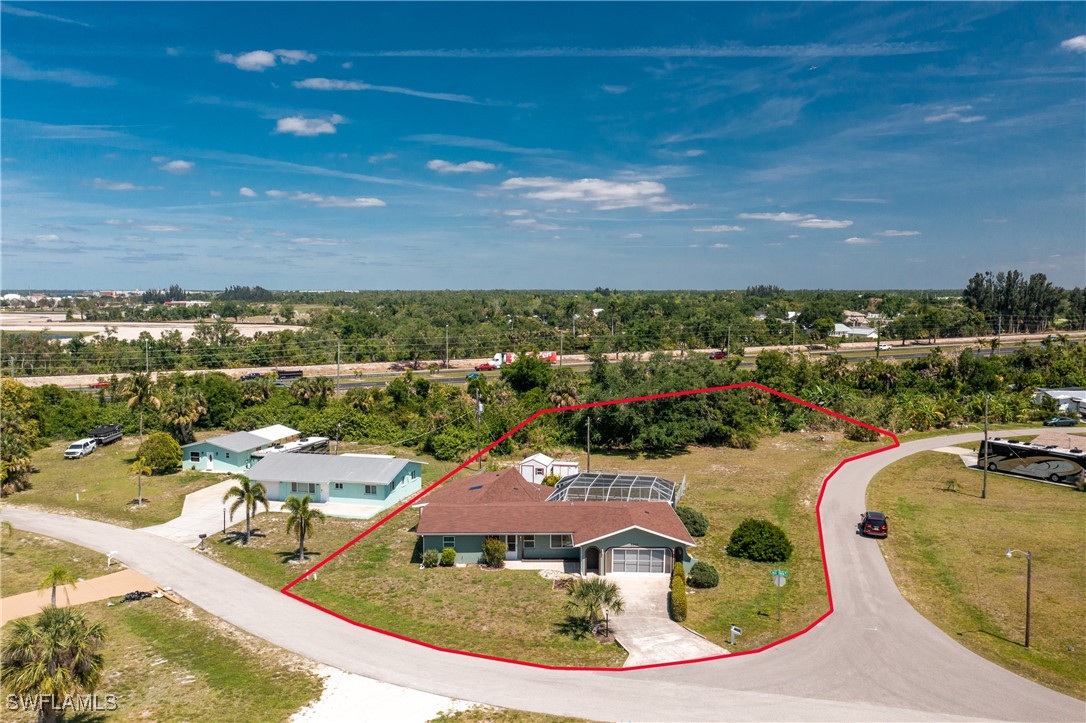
[
  {"x1": 867, "y1": 450, "x2": 1086, "y2": 700},
  {"x1": 1, "y1": 528, "x2": 112, "y2": 597},
  {"x1": 8, "y1": 436, "x2": 222, "y2": 528}
]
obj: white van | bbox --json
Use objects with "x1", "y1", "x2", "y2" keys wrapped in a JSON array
[{"x1": 64, "y1": 438, "x2": 97, "y2": 459}]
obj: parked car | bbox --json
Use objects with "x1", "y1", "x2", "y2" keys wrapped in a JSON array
[
  {"x1": 1043, "y1": 416, "x2": 1079, "y2": 427},
  {"x1": 466, "y1": 372, "x2": 482, "y2": 380},
  {"x1": 876, "y1": 344, "x2": 892, "y2": 351},
  {"x1": 89, "y1": 380, "x2": 110, "y2": 389},
  {"x1": 240, "y1": 372, "x2": 264, "y2": 381},
  {"x1": 474, "y1": 362, "x2": 497, "y2": 371},
  {"x1": 64, "y1": 438, "x2": 97, "y2": 459},
  {"x1": 858, "y1": 511, "x2": 888, "y2": 538},
  {"x1": 708, "y1": 350, "x2": 728, "y2": 360}
]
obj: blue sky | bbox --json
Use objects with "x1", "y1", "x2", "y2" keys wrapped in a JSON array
[{"x1": 2, "y1": 2, "x2": 1084, "y2": 291}]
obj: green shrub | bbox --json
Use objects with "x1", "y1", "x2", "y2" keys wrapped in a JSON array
[
  {"x1": 669, "y1": 561, "x2": 687, "y2": 622},
  {"x1": 675, "y1": 506, "x2": 709, "y2": 537},
  {"x1": 138, "y1": 432, "x2": 182, "y2": 474},
  {"x1": 541, "y1": 473, "x2": 560, "y2": 487},
  {"x1": 726, "y1": 518, "x2": 793, "y2": 563},
  {"x1": 845, "y1": 423, "x2": 880, "y2": 442},
  {"x1": 422, "y1": 549, "x2": 439, "y2": 568},
  {"x1": 481, "y1": 537, "x2": 507, "y2": 568},
  {"x1": 440, "y1": 547, "x2": 456, "y2": 567},
  {"x1": 687, "y1": 561, "x2": 719, "y2": 588}
]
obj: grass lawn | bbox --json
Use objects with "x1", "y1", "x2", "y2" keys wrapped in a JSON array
[
  {"x1": 1, "y1": 527, "x2": 113, "y2": 597},
  {"x1": 1, "y1": 601, "x2": 322, "y2": 722},
  {"x1": 209, "y1": 432, "x2": 881, "y2": 665},
  {"x1": 867, "y1": 451, "x2": 1086, "y2": 700},
  {"x1": 7, "y1": 436, "x2": 225, "y2": 528},
  {"x1": 433, "y1": 707, "x2": 592, "y2": 723},
  {"x1": 573, "y1": 434, "x2": 882, "y2": 652}
]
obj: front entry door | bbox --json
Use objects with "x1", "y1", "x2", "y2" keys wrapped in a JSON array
[{"x1": 505, "y1": 535, "x2": 518, "y2": 560}]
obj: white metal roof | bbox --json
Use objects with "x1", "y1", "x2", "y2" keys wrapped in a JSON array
[
  {"x1": 250, "y1": 424, "x2": 299, "y2": 442},
  {"x1": 247, "y1": 454, "x2": 415, "y2": 485},
  {"x1": 519, "y1": 453, "x2": 554, "y2": 467},
  {"x1": 182, "y1": 431, "x2": 269, "y2": 453}
]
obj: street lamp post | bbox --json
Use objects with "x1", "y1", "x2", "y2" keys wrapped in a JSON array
[{"x1": 1005, "y1": 549, "x2": 1032, "y2": 648}]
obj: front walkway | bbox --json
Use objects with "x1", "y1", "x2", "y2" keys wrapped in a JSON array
[
  {"x1": 607, "y1": 575, "x2": 728, "y2": 667},
  {"x1": 0, "y1": 568, "x2": 160, "y2": 626}
]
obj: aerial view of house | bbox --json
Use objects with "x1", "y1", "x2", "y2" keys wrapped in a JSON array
[
  {"x1": 416, "y1": 467, "x2": 694, "y2": 575},
  {"x1": 247, "y1": 452, "x2": 424, "y2": 509},
  {"x1": 181, "y1": 424, "x2": 304, "y2": 473}
]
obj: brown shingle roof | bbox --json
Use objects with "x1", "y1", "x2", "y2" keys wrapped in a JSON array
[
  {"x1": 417, "y1": 500, "x2": 695, "y2": 547},
  {"x1": 418, "y1": 467, "x2": 547, "y2": 506}
]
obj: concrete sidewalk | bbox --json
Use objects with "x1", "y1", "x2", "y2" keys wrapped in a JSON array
[{"x1": 0, "y1": 568, "x2": 160, "y2": 626}]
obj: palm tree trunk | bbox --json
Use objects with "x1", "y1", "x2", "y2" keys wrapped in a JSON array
[
  {"x1": 51, "y1": 583, "x2": 57, "y2": 607},
  {"x1": 245, "y1": 506, "x2": 251, "y2": 544},
  {"x1": 139, "y1": 407, "x2": 144, "y2": 446},
  {"x1": 138, "y1": 469, "x2": 143, "y2": 507},
  {"x1": 298, "y1": 526, "x2": 306, "y2": 562}
]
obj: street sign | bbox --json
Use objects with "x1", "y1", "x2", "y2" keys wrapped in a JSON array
[{"x1": 773, "y1": 575, "x2": 787, "y2": 587}]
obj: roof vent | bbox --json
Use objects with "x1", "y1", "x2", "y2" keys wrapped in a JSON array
[{"x1": 468, "y1": 484, "x2": 483, "y2": 491}]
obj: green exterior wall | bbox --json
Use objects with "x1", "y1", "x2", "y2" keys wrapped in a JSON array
[{"x1": 180, "y1": 442, "x2": 258, "y2": 474}]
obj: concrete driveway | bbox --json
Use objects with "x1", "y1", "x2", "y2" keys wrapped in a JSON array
[
  {"x1": 608, "y1": 575, "x2": 728, "y2": 667},
  {"x1": 143, "y1": 478, "x2": 239, "y2": 546}
]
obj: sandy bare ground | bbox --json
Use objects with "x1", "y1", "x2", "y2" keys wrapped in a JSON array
[
  {"x1": 0, "y1": 568, "x2": 159, "y2": 626},
  {"x1": 0, "y1": 311, "x2": 304, "y2": 342}
]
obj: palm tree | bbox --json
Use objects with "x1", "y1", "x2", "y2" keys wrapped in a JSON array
[
  {"x1": 283, "y1": 494, "x2": 326, "y2": 562},
  {"x1": 161, "y1": 390, "x2": 207, "y2": 444},
  {"x1": 222, "y1": 475, "x2": 269, "y2": 544},
  {"x1": 2, "y1": 606, "x2": 106, "y2": 723},
  {"x1": 40, "y1": 565, "x2": 78, "y2": 607},
  {"x1": 121, "y1": 372, "x2": 161, "y2": 446},
  {"x1": 564, "y1": 577, "x2": 625, "y2": 635},
  {"x1": 241, "y1": 377, "x2": 274, "y2": 406},
  {"x1": 129, "y1": 456, "x2": 152, "y2": 508}
]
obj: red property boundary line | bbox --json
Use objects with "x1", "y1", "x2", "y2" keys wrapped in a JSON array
[{"x1": 280, "y1": 381, "x2": 899, "y2": 671}]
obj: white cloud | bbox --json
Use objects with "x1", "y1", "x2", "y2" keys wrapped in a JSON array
[
  {"x1": 601, "y1": 84, "x2": 628, "y2": 94},
  {"x1": 33, "y1": 234, "x2": 61, "y2": 242},
  {"x1": 294, "y1": 77, "x2": 482, "y2": 105},
  {"x1": 834, "y1": 196, "x2": 886, "y2": 204},
  {"x1": 500, "y1": 176, "x2": 692, "y2": 212},
  {"x1": 151, "y1": 155, "x2": 168, "y2": 163},
  {"x1": 689, "y1": 244, "x2": 701, "y2": 248},
  {"x1": 92, "y1": 178, "x2": 158, "y2": 191},
  {"x1": 842, "y1": 236, "x2": 875, "y2": 245},
  {"x1": 878, "y1": 229, "x2": 920, "y2": 237},
  {"x1": 274, "y1": 114, "x2": 345, "y2": 137},
  {"x1": 788, "y1": 234, "x2": 799, "y2": 239},
  {"x1": 158, "y1": 159, "x2": 194, "y2": 174},
  {"x1": 368, "y1": 152, "x2": 396, "y2": 164},
  {"x1": 1060, "y1": 35, "x2": 1086, "y2": 53},
  {"x1": 103, "y1": 219, "x2": 129, "y2": 225},
  {"x1": 504, "y1": 209, "x2": 530, "y2": 216},
  {"x1": 239, "y1": 187, "x2": 258, "y2": 198},
  {"x1": 291, "y1": 236, "x2": 344, "y2": 246},
  {"x1": 924, "y1": 105, "x2": 985, "y2": 123},
  {"x1": 738, "y1": 212, "x2": 814, "y2": 222},
  {"x1": 264, "y1": 189, "x2": 385, "y2": 208},
  {"x1": 693, "y1": 224, "x2": 744, "y2": 233},
  {"x1": 711, "y1": 243, "x2": 729, "y2": 249},
  {"x1": 793, "y1": 218, "x2": 853, "y2": 229},
  {"x1": 342, "y1": 61, "x2": 354, "y2": 69},
  {"x1": 166, "y1": 47, "x2": 180, "y2": 57},
  {"x1": 623, "y1": 233, "x2": 642, "y2": 239},
  {"x1": 427, "y1": 159, "x2": 497, "y2": 174},
  {"x1": 1, "y1": 51, "x2": 114, "y2": 88},
  {"x1": 216, "y1": 49, "x2": 315, "y2": 71},
  {"x1": 143, "y1": 224, "x2": 181, "y2": 232}
]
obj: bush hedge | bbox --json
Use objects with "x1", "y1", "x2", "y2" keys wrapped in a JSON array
[
  {"x1": 725, "y1": 518, "x2": 793, "y2": 563},
  {"x1": 687, "y1": 561, "x2": 720, "y2": 588},
  {"x1": 138, "y1": 432, "x2": 182, "y2": 474},
  {"x1": 675, "y1": 506, "x2": 709, "y2": 537},
  {"x1": 481, "y1": 536, "x2": 507, "y2": 568},
  {"x1": 669, "y1": 561, "x2": 687, "y2": 622},
  {"x1": 422, "y1": 549, "x2": 439, "y2": 568},
  {"x1": 439, "y1": 547, "x2": 456, "y2": 567}
]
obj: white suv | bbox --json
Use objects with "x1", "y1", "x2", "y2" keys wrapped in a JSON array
[{"x1": 64, "y1": 438, "x2": 97, "y2": 459}]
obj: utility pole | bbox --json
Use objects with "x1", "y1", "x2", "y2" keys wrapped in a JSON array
[
  {"x1": 445, "y1": 324, "x2": 449, "y2": 369},
  {"x1": 791, "y1": 321, "x2": 796, "y2": 358},
  {"x1": 475, "y1": 391, "x2": 483, "y2": 470},
  {"x1": 145, "y1": 339, "x2": 149, "y2": 373},
  {"x1": 335, "y1": 339, "x2": 341, "y2": 396},
  {"x1": 586, "y1": 416, "x2": 592, "y2": 473},
  {"x1": 982, "y1": 394, "x2": 989, "y2": 499},
  {"x1": 559, "y1": 330, "x2": 564, "y2": 366},
  {"x1": 726, "y1": 324, "x2": 731, "y2": 352}
]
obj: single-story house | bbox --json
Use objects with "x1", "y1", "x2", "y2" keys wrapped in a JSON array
[
  {"x1": 1033, "y1": 388, "x2": 1086, "y2": 415},
  {"x1": 416, "y1": 469, "x2": 694, "y2": 575},
  {"x1": 516, "y1": 453, "x2": 580, "y2": 484},
  {"x1": 415, "y1": 467, "x2": 547, "y2": 507},
  {"x1": 248, "y1": 453, "x2": 424, "y2": 506},
  {"x1": 181, "y1": 424, "x2": 301, "y2": 473},
  {"x1": 831, "y1": 324, "x2": 879, "y2": 339}
]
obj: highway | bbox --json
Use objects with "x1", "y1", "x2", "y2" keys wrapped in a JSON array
[{"x1": 3, "y1": 429, "x2": 1081, "y2": 721}]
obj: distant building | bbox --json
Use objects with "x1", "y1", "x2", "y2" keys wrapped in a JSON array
[
  {"x1": 831, "y1": 324, "x2": 879, "y2": 339},
  {"x1": 181, "y1": 424, "x2": 301, "y2": 473},
  {"x1": 248, "y1": 453, "x2": 424, "y2": 507},
  {"x1": 516, "y1": 453, "x2": 580, "y2": 484},
  {"x1": 1033, "y1": 388, "x2": 1086, "y2": 415}
]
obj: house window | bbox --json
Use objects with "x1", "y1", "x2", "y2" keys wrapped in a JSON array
[
  {"x1": 364, "y1": 484, "x2": 378, "y2": 495},
  {"x1": 442, "y1": 536, "x2": 455, "y2": 549},
  {"x1": 225, "y1": 453, "x2": 230, "y2": 459},
  {"x1": 290, "y1": 482, "x2": 318, "y2": 495},
  {"x1": 189, "y1": 452, "x2": 200, "y2": 462},
  {"x1": 333, "y1": 483, "x2": 344, "y2": 490},
  {"x1": 523, "y1": 535, "x2": 535, "y2": 548},
  {"x1": 550, "y1": 534, "x2": 573, "y2": 548}
]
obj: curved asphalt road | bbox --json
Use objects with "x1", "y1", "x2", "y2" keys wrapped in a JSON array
[{"x1": 3, "y1": 430, "x2": 1082, "y2": 721}]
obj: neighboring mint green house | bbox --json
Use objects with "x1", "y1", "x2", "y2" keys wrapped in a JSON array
[
  {"x1": 247, "y1": 453, "x2": 424, "y2": 509},
  {"x1": 180, "y1": 424, "x2": 301, "y2": 474}
]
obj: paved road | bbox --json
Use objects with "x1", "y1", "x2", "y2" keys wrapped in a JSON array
[{"x1": 3, "y1": 429, "x2": 1082, "y2": 721}]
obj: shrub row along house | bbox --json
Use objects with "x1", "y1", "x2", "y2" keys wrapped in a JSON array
[{"x1": 415, "y1": 467, "x2": 695, "y2": 576}]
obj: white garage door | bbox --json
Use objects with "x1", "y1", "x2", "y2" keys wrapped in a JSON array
[{"x1": 611, "y1": 547, "x2": 667, "y2": 574}]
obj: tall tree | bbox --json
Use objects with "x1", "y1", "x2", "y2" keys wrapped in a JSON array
[
  {"x1": 121, "y1": 372, "x2": 161, "y2": 446},
  {"x1": 40, "y1": 565, "x2": 78, "y2": 607},
  {"x1": 283, "y1": 494, "x2": 326, "y2": 562},
  {"x1": 1, "y1": 378, "x2": 39, "y2": 497},
  {"x1": 2, "y1": 607, "x2": 106, "y2": 723},
  {"x1": 129, "y1": 456, "x2": 152, "y2": 508},
  {"x1": 222, "y1": 475, "x2": 269, "y2": 545},
  {"x1": 161, "y1": 390, "x2": 207, "y2": 444}
]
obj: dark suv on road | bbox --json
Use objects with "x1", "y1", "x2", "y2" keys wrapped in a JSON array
[{"x1": 859, "y1": 511, "x2": 888, "y2": 538}]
